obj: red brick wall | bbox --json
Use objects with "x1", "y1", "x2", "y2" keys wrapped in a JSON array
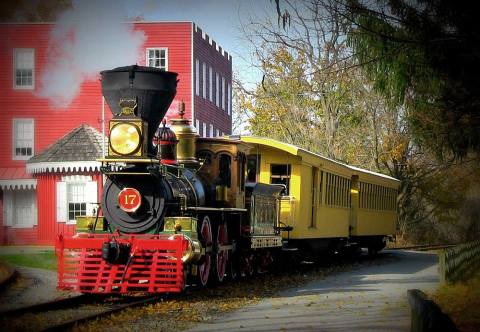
[
  {"x1": 0, "y1": 22, "x2": 231, "y2": 245},
  {"x1": 0, "y1": 22, "x2": 196, "y2": 170},
  {"x1": 134, "y1": 22, "x2": 192, "y2": 122},
  {"x1": 36, "y1": 172, "x2": 103, "y2": 245},
  {"x1": 0, "y1": 23, "x2": 110, "y2": 170},
  {"x1": 192, "y1": 25, "x2": 232, "y2": 136}
]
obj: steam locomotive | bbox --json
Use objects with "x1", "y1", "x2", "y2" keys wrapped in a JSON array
[
  {"x1": 56, "y1": 66, "x2": 286, "y2": 293},
  {"x1": 56, "y1": 65, "x2": 399, "y2": 294}
]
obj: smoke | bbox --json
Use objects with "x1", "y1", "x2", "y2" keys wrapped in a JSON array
[{"x1": 38, "y1": 0, "x2": 146, "y2": 108}]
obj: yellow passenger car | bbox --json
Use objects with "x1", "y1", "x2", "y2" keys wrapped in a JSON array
[{"x1": 237, "y1": 136, "x2": 400, "y2": 254}]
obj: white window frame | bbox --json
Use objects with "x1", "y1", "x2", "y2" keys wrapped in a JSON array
[
  {"x1": 215, "y1": 73, "x2": 220, "y2": 107},
  {"x1": 209, "y1": 124, "x2": 214, "y2": 138},
  {"x1": 198, "y1": 121, "x2": 202, "y2": 136},
  {"x1": 209, "y1": 66, "x2": 213, "y2": 102},
  {"x1": 216, "y1": 129, "x2": 220, "y2": 137},
  {"x1": 195, "y1": 119, "x2": 200, "y2": 134},
  {"x1": 57, "y1": 175, "x2": 97, "y2": 224},
  {"x1": 202, "y1": 62, "x2": 207, "y2": 99},
  {"x1": 146, "y1": 47, "x2": 168, "y2": 70},
  {"x1": 13, "y1": 48, "x2": 35, "y2": 90},
  {"x1": 3, "y1": 189, "x2": 37, "y2": 228},
  {"x1": 12, "y1": 118, "x2": 34, "y2": 160},
  {"x1": 202, "y1": 122, "x2": 207, "y2": 138},
  {"x1": 227, "y1": 83, "x2": 232, "y2": 116},
  {"x1": 195, "y1": 58, "x2": 200, "y2": 96},
  {"x1": 67, "y1": 182, "x2": 87, "y2": 224},
  {"x1": 221, "y1": 76, "x2": 226, "y2": 110}
]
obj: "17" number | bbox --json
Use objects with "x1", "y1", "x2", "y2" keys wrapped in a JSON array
[{"x1": 125, "y1": 194, "x2": 136, "y2": 205}]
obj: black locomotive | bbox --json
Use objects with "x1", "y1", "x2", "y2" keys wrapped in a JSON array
[{"x1": 56, "y1": 65, "x2": 285, "y2": 293}]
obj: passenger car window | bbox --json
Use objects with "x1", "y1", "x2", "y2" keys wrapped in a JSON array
[{"x1": 270, "y1": 164, "x2": 291, "y2": 195}]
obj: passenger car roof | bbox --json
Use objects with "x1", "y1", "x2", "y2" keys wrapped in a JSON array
[{"x1": 229, "y1": 135, "x2": 400, "y2": 185}]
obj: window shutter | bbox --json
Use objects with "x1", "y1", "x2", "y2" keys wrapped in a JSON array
[
  {"x1": 56, "y1": 181, "x2": 67, "y2": 222},
  {"x1": 3, "y1": 190, "x2": 13, "y2": 226},
  {"x1": 85, "y1": 181, "x2": 98, "y2": 216}
]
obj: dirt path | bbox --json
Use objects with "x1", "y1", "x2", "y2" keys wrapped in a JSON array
[
  {"x1": 0, "y1": 266, "x2": 78, "y2": 312},
  {"x1": 0, "y1": 246, "x2": 78, "y2": 313},
  {"x1": 187, "y1": 250, "x2": 439, "y2": 332}
]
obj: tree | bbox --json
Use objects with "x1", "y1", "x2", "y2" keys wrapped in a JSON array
[
  {"x1": 0, "y1": 0, "x2": 72, "y2": 22},
  {"x1": 345, "y1": 0, "x2": 480, "y2": 160},
  {"x1": 344, "y1": 0, "x2": 480, "y2": 241},
  {"x1": 240, "y1": 0, "x2": 362, "y2": 159},
  {"x1": 240, "y1": 0, "x2": 480, "y2": 243}
]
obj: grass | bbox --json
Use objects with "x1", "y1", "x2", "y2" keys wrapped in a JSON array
[
  {"x1": 0, "y1": 251, "x2": 57, "y2": 271},
  {"x1": 430, "y1": 272, "x2": 480, "y2": 332}
]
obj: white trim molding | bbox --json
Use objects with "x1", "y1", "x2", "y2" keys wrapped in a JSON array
[
  {"x1": 13, "y1": 48, "x2": 35, "y2": 90},
  {"x1": 12, "y1": 118, "x2": 35, "y2": 160},
  {"x1": 26, "y1": 161, "x2": 102, "y2": 174},
  {"x1": 0, "y1": 179, "x2": 37, "y2": 190},
  {"x1": 145, "y1": 47, "x2": 168, "y2": 70}
]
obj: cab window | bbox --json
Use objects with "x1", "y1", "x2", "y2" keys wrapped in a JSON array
[
  {"x1": 270, "y1": 164, "x2": 291, "y2": 195},
  {"x1": 247, "y1": 154, "x2": 261, "y2": 183},
  {"x1": 217, "y1": 154, "x2": 232, "y2": 187}
]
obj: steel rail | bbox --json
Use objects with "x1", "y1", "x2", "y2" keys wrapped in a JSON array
[
  {"x1": 389, "y1": 243, "x2": 459, "y2": 251},
  {"x1": 1, "y1": 294, "x2": 161, "y2": 332},
  {"x1": 42, "y1": 296, "x2": 161, "y2": 332},
  {"x1": 0, "y1": 295, "x2": 87, "y2": 317}
]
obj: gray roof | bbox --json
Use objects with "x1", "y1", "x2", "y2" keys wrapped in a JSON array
[{"x1": 28, "y1": 124, "x2": 106, "y2": 163}]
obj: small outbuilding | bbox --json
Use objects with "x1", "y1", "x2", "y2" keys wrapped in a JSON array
[{"x1": 18, "y1": 124, "x2": 105, "y2": 245}]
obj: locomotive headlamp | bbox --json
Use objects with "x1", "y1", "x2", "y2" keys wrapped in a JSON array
[
  {"x1": 110, "y1": 123, "x2": 141, "y2": 155},
  {"x1": 107, "y1": 119, "x2": 148, "y2": 158}
]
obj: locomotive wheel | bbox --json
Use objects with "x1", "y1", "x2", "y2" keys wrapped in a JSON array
[
  {"x1": 239, "y1": 253, "x2": 255, "y2": 278},
  {"x1": 211, "y1": 222, "x2": 228, "y2": 284},
  {"x1": 228, "y1": 253, "x2": 239, "y2": 281},
  {"x1": 246, "y1": 254, "x2": 256, "y2": 278},
  {"x1": 197, "y1": 215, "x2": 213, "y2": 287}
]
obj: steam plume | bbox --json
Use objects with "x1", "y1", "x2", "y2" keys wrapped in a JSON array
[{"x1": 38, "y1": 0, "x2": 146, "y2": 108}]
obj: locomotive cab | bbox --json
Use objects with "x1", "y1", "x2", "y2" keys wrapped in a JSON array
[{"x1": 196, "y1": 138, "x2": 250, "y2": 208}]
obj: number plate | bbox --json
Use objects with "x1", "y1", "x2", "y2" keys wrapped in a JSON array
[{"x1": 118, "y1": 187, "x2": 142, "y2": 213}]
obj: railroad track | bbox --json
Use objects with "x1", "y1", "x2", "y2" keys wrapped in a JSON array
[
  {"x1": 389, "y1": 243, "x2": 458, "y2": 251},
  {"x1": 0, "y1": 294, "x2": 161, "y2": 331}
]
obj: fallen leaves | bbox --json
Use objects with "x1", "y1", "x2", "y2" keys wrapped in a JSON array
[
  {"x1": 429, "y1": 272, "x2": 480, "y2": 332},
  {"x1": 70, "y1": 255, "x2": 391, "y2": 331}
]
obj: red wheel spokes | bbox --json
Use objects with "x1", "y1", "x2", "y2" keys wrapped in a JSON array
[
  {"x1": 198, "y1": 216, "x2": 212, "y2": 286},
  {"x1": 216, "y1": 223, "x2": 228, "y2": 281}
]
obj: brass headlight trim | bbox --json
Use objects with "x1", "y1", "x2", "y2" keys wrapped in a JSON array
[{"x1": 109, "y1": 122, "x2": 142, "y2": 156}]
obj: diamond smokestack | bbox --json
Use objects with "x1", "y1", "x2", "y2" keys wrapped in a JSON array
[{"x1": 101, "y1": 65, "x2": 178, "y2": 155}]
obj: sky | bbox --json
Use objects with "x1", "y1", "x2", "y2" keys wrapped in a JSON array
[
  {"x1": 38, "y1": 0, "x2": 275, "y2": 131},
  {"x1": 38, "y1": 0, "x2": 276, "y2": 109}
]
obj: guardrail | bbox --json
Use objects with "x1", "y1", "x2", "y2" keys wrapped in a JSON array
[
  {"x1": 407, "y1": 289, "x2": 457, "y2": 332},
  {"x1": 438, "y1": 240, "x2": 480, "y2": 284}
]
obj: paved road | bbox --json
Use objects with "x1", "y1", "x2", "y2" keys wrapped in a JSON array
[{"x1": 188, "y1": 250, "x2": 439, "y2": 332}]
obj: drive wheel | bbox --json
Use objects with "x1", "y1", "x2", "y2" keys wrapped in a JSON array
[
  {"x1": 212, "y1": 222, "x2": 228, "y2": 284},
  {"x1": 197, "y1": 215, "x2": 213, "y2": 287},
  {"x1": 228, "y1": 252, "x2": 239, "y2": 281},
  {"x1": 240, "y1": 253, "x2": 255, "y2": 278}
]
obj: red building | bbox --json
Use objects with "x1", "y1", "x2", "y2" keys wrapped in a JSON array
[{"x1": 0, "y1": 22, "x2": 232, "y2": 245}]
